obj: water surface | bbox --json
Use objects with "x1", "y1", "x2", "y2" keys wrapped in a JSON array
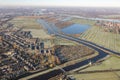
[{"x1": 62, "y1": 24, "x2": 91, "y2": 34}]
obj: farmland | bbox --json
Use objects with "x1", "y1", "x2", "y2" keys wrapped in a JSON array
[
  {"x1": 71, "y1": 18, "x2": 96, "y2": 25},
  {"x1": 72, "y1": 56, "x2": 120, "y2": 80},
  {"x1": 80, "y1": 25, "x2": 120, "y2": 53},
  {"x1": 73, "y1": 71, "x2": 120, "y2": 80},
  {"x1": 9, "y1": 17, "x2": 79, "y2": 48},
  {"x1": 71, "y1": 18, "x2": 120, "y2": 53},
  {"x1": 81, "y1": 56, "x2": 120, "y2": 71},
  {"x1": 9, "y1": 16, "x2": 42, "y2": 29}
]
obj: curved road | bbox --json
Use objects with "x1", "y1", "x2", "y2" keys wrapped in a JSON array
[{"x1": 29, "y1": 19, "x2": 120, "y2": 80}]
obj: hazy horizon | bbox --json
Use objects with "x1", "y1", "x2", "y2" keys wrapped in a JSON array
[{"x1": 0, "y1": 0, "x2": 120, "y2": 7}]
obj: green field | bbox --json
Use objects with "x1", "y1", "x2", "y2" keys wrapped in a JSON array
[
  {"x1": 71, "y1": 18, "x2": 120, "y2": 53},
  {"x1": 9, "y1": 17, "x2": 78, "y2": 48},
  {"x1": 9, "y1": 17, "x2": 52, "y2": 39},
  {"x1": 23, "y1": 29, "x2": 51, "y2": 39},
  {"x1": 72, "y1": 71, "x2": 120, "y2": 80},
  {"x1": 53, "y1": 36, "x2": 77, "y2": 46},
  {"x1": 72, "y1": 56, "x2": 120, "y2": 80},
  {"x1": 80, "y1": 26, "x2": 120, "y2": 53},
  {"x1": 9, "y1": 17, "x2": 42, "y2": 29},
  {"x1": 71, "y1": 18, "x2": 96, "y2": 25},
  {"x1": 81, "y1": 56, "x2": 120, "y2": 71}
]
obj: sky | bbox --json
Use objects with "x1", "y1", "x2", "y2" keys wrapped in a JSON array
[{"x1": 0, "y1": 0, "x2": 120, "y2": 7}]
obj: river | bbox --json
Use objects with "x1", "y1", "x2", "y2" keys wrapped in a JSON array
[
  {"x1": 18, "y1": 18, "x2": 120, "y2": 80},
  {"x1": 28, "y1": 19, "x2": 109, "y2": 80},
  {"x1": 62, "y1": 24, "x2": 91, "y2": 34}
]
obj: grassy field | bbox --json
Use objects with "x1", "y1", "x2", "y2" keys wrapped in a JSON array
[
  {"x1": 9, "y1": 17, "x2": 52, "y2": 39},
  {"x1": 72, "y1": 71, "x2": 120, "y2": 80},
  {"x1": 72, "y1": 56, "x2": 120, "y2": 80},
  {"x1": 80, "y1": 26, "x2": 120, "y2": 53},
  {"x1": 81, "y1": 56, "x2": 120, "y2": 71},
  {"x1": 41, "y1": 36, "x2": 78, "y2": 48},
  {"x1": 9, "y1": 17, "x2": 42, "y2": 29},
  {"x1": 71, "y1": 18, "x2": 96, "y2": 25},
  {"x1": 9, "y1": 17, "x2": 79, "y2": 48},
  {"x1": 71, "y1": 18, "x2": 120, "y2": 53},
  {"x1": 53, "y1": 36, "x2": 77, "y2": 46},
  {"x1": 23, "y1": 29, "x2": 51, "y2": 39}
]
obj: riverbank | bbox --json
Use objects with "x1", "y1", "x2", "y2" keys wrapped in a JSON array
[
  {"x1": 31, "y1": 19, "x2": 119, "y2": 80},
  {"x1": 62, "y1": 24, "x2": 91, "y2": 34},
  {"x1": 19, "y1": 51, "x2": 98, "y2": 80},
  {"x1": 80, "y1": 25, "x2": 120, "y2": 53},
  {"x1": 55, "y1": 21, "x2": 73, "y2": 29},
  {"x1": 71, "y1": 18, "x2": 120, "y2": 53},
  {"x1": 71, "y1": 55, "x2": 120, "y2": 80}
]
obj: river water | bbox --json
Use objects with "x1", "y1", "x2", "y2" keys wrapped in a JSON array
[
  {"x1": 28, "y1": 19, "x2": 120, "y2": 80},
  {"x1": 29, "y1": 20, "x2": 107, "y2": 80},
  {"x1": 62, "y1": 24, "x2": 91, "y2": 34}
]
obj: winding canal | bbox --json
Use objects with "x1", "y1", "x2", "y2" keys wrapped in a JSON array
[{"x1": 28, "y1": 19, "x2": 120, "y2": 80}]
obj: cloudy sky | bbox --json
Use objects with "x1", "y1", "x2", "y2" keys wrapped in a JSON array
[{"x1": 0, "y1": 0, "x2": 120, "y2": 7}]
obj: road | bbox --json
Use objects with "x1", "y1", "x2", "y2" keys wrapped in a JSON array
[
  {"x1": 28, "y1": 19, "x2": 120, "y2": 80},
  {"x1": 37, "y1": 19, "x2": 120, "y2": 56}
]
